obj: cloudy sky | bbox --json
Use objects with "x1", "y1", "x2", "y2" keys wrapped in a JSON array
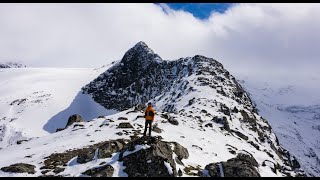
[{"x1": 0, "y1": 3, "x2": 319, "y2": 80}]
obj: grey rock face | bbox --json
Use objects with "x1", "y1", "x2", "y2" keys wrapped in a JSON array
[
  {"x1": 82, "y1": 164, "x2": 114, "y2": 177},
  {"x1": 66, "y1": 114, "x2": 84, "y2": 128},
  {"x1": 117, "y1": 122, "x2": 134, "y2": 129},
  {"x1": 118, "y1": 136, "x2": 188, "y2": 177},
  {"x1": 1, "y1": 163, "x2": 36, "y2": 174},
  {"x1": 77, "y1": 149, "x2": 96, "y2": 164},
  {"x1": 98, "y1": 140, "x2": 126, "y2": 159},
  {"x1": 204, "y1": 153, "x2": 260, "y2": 177},
  {"x1": 82, "y1": 42, "x2": 255, "y2": 113}
]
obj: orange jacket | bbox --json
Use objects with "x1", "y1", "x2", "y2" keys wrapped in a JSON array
[{"x1": 145, "y1": 106, "x2": 155, "y2": 121}]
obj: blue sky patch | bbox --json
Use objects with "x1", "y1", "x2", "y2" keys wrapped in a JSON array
[{"x1": 164, "y1": 3, "x2": 233, "y2": 19}]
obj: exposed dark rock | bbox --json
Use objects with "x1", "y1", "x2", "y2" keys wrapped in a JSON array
[
  {"x1": 228, "y1": 149, "x2": 236, "y2": 154},
  {"x1": 240, "y1": 110, "x2": 256, "y2": 127},
  {"x1": 118, "y1": 136, "x2": 188, "y2": 177},
  {"x1": 98, "y1": 140, "x2": 126, "y2": 159},
  {"x1": 117, "y1": 122, "x2": 134, "y2": 129},
  {"x1": 17, "y1": 139, "x2": 28, "y2": 144},
  {"x1": 116, "y1": 132, "x2": 123, "y2": 136},
  {"x1": 205, "y1": 123, "x2": 213, "y2": 128},
  {"x1": 188, "y1": 98, "x2": 195, "y2": 106},
  {"x1": 231, "y1": 130, "x2": 249, "y2": 141},
  {"x1": 184, "y1": 165, "x2": 202, "y2": 176},
  {"x1": 200, "y1": 109, "x2": 207, "y2": 114},
  {"x1": 77, "y1": 149, "x2": 96, "y2": 164},
  {"x1": 172, "y1": 142, "x2": 189, "y2": 162},
  {"x1": 204, "y1": 153, "x2": 260, "y2": 177},
  {"x1": 178, "y1": 168, "x2": 183, "y2": 177},
  {"x1": 192, "y1": 145, "x2": 203, "y2": 151},
  {"x1": 82, "y1": 164, "x2": 114, "y2": 177},
  {"x1": 66, "y1": 114, "x2": 84, "y2": 128},
  {"x1": 168, "y1": 117, "x2": 179, "y2": 125},
  {"x1": 232, "y1": 106, "x2": 239, "y2": 113},
  {"x1": 213, "y1": 116, "x2": 230, "y2": 131},
  {"x1": 220, "y1": 104, "x2": 231, "y2": 116},
  {"x1": 134, "y1": 104, "x2": 146, "y2": 111},
  {"x1": 41, "y1": 139, "x2": 128, "y2": 171},
  {"x1": 248, "y1": 141, "x2": 260, "y2": 150},
  {"x1": 291, "y1": 156, "x2": 301, "y2": 169},
  {"x1": 1, "y1": 163, "x2": 36, "y2": 174},
  {"x1": 152, "y1": 124, "x2": 163, "y2": 133},
  {"x1": 41, "y1": 169, "x2": 51, "y2": 174},
  {"x1": 118, "y1": 117, "x2": 128, "y2": 121},
  {"x1": 10, "y1": 98, "x2": 27, "y2": 106},
  {"x1": 73, "y1": 124, "x2": 85, "y2": 128},
  {"x1": 53, "y1": 167, "x2": 65, "y2": 174},
  {"x1": 56, "y1": 128, "x2": 65, "y2": 132}
]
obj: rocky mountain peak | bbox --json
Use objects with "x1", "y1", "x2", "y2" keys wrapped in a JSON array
[
  {"x1": 121, "y1": 41, "x2": 162, "y2": 65},
  {"x1": 0, "y1": 62, "x2": 26, "y2": 68}
]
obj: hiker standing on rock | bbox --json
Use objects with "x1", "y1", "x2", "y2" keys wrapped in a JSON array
[{"x1": 143, "y1": 102, "x2": 155, "y2": 136}]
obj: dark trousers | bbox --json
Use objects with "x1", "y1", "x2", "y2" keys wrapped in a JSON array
[{"x1": 143, "y1": 120, "x2": 152, "y2": 136}]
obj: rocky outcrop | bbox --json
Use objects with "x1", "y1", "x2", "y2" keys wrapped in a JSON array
[
  {"x1": 1, "y1": 163, "x2": 36, "y2": 174},
  {"x1": 118, "y1": 136, "x2": 188, "y2": 177},
  {"x1": 66, "y1": 114, "x2": 84, "y2": 128},
  {"x1": 77, "y1": 149, "x2": 96, "y2": 164},
  {"x1": 40, "y1": 139, "x2": 128, "y2": 175},
  {"x1": 98, "y1": 140, "x2": 126, "y2": 159},
  {"x1": 117, "y1": 122, "x2": 134, "y2": 129},
  {"x1": 204, "y1": 153, "x2": 260, "y2": 177},
  {"x1": 82, "y1": 164, "x2": 114, "y2": 177},
  {"x1": 212, "y1": 116, "x2": 230, "y2": 131},
  {"x1": 82, "y1": 42, "x2": 255, "y2": 112},
  {"x1": 0, "y1": 62, "x2": 26, "y2": 68}
]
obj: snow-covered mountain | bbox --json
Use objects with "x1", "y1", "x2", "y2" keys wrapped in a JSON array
[
  {"x1": 0, "y1": 42, "x2": 306, "y2": 177},
  {"x1": 238, "y1": 76, "x2": 320, "y2": 177},
  {"x1": 0, "y1": 62, "x2": 26, "y2": 68}
]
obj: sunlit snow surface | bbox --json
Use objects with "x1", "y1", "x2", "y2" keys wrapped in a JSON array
[
  {"x1": 238, "y1": 74, "x2": 320, "y2": 176},
  {"x1": 0, "y1": 66, "x2": 291, "y2": 177}
]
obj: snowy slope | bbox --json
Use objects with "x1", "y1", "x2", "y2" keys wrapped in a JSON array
[
  {"x1": 238, "y1": 75, "x2": 320, "y2": 177},
  {"x1": 0, "y1": 42, "x2": 306, "y2": 177},
  {"x1": 0, "y1": 65, "x2": 115, "y2": 148},
  {"x1": 0, "y1": 107, "x2": 298, "y2": 177}
]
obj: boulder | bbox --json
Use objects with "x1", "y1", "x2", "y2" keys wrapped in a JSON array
[
  {"x1": 53, "y1": 167, "x2": 65, "y2": 174},
  {"x1": 117, "y1": 123, "x2": 134, "y2": 129},
  {"x1": 231, "y1": 130, "x2": 249, "y2": 141},
  {"x1": 171, "y1": 142, "x2": 189, "y2": 161},
  {"x1": 118, "y1": 136, "x2": 188, "y2": 177},
  {"x1": 1, "y1": 163, "x2": 36, "y2": 174},
  {"x1": 168, "y1": 116, "x2": 179, "y2": 125},
  {"x1": 204, "y1": 153, "x2": 260, "y2": 177},
  {"x1": 213, "y1": 116, "x2": 230, "y2": 131},
  {"x1": 66, "y1": 114, "x2": 84, "y2": 128},
  {"x1": 56, "y1": 128, "x2": 65, "y2": 132},
  {"x1": 77, "y1": 149, "x2": 96, "y2": 164},
  {"x1": 98, "y1": 140, "x2": 126, "y2": 159},
  {"x1": 82, "y1": 164, "x2": 114, "y2": 177},
  {"x1": 188, "y1": 98, "x2": 195, "y2": 106},
  {"x1": 152, "y1": 124, "x2": 163, "y2": 133},
  {"x1": 117, "y1": 117, "x2": 128, "y2": 121}
]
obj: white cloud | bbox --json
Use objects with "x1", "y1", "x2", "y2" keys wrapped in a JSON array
[{"x1": 0, "y1": 3, "x2": 319, "y2": 80}]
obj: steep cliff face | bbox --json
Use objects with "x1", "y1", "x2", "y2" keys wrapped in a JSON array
[{"x1": 82, "y1": 41, "x2": 255, "y2": 113}]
